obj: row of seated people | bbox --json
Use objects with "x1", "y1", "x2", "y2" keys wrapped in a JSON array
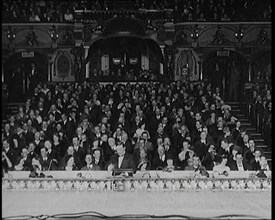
[
  {"x1": 2, "y1": 0, "x2": 271, "y2": 23},
  {"x1": 2, "y1": 80, "x2": 270, "y2": 175},
  {"x1": 90, "y1": 68, "x2": 162, "y2": 82}
]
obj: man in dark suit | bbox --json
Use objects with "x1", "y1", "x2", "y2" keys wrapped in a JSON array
[
  {"x1": 43, "y1": 140, "x2": 59, "y2": 169},
  {"x1": 22, "y1": 122, "x2": 34, "y2": 145},
  {"x1": 99, "y1": 134, "x2": 114, "y2": 164},
  {"x1": 249, "y1": 149, "x2": 262, "y2": 171},
  {"x1": 81, "y1": 153, "x2": 101, "y2": 171},
  {"x1": 243, "y1": 139, "x2": 257, "y2": 169},
  {"x1": 163, "y1": 137, "x2": 177, "y2": 162},
  {"x1": 194, "y1": 131, "x2": 210, "y2": 162},
  {"x1": 39, "y1": 147, "x2": 58, "y2": 171},
  {"x1": 121, "y1": 132, "x2": 134, "y2": 155},
  {"x1": 61, "y1": 113, "x2": 74, "y2": 142},
  {"x1": 217, "y1": 138, "x2": 234, "y2": 159},
  {"x1": 229, "y1": 152, "x2": 250, "y2": 171},
  {"x1": 92, "y1": 148, "x2": 105, "y2": 170},
  {"x1": 72, "y1": 136, "x2": 86, "y2": 168},
  {"x1": 130, "y1": 115, "x2": 143, "y2": 137},
  {"x1": 33, "y1": 131, "x2": 44, "y2": 156},
  {"x1": 152, "y1": 144, "x2": 167, "y2": 170},
  {"x1": 106, "y1": 143, "x2": 136, "y2": 173},
  {"x1": 2, "y1": 139, "x2": 17, "y2": 172}
]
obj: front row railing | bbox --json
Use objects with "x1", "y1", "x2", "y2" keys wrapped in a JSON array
[{"x1": 2, "y1": 171, "x2": 271, "y2": 191}]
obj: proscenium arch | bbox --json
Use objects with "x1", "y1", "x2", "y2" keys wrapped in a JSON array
[
  {"x1": 83, "y1": 15, "x2": 166, "y2": 76},
  {"x1": 83, "y1": 36, "x2": 165, "y2": 70},
  {"x1": 83, "y1": 36, "x2": 167, "y2": 78}
]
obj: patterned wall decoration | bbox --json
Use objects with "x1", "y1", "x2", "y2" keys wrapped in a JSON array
[
  {"x1": 1, "y1": 22, "x2": 271, "y2": 83},
  {"x1": 57, "y1": 28, "x2": 75, "y2": 46},
  {"x1": 13, "y1": 26, "x2": 51, "y2": 48},
  {"x1": 174, "y1": 49, "x2": 200, "y2": 81},
  {"x1": 51, "y1": 49, "x2": 75, "y2": 82}
]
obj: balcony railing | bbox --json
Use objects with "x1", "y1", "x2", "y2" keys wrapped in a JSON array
[{"x1": 2, "y1": 171, "x2": 271, "y2": 192}]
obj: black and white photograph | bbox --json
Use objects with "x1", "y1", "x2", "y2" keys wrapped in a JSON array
[{"x1": 2, "y1": 0, "x2": 271, "y2": 219}]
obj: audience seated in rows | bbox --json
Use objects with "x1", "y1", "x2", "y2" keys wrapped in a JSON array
[{"x1": 2, "y1": 79, "x2": 271, "y2": 175}]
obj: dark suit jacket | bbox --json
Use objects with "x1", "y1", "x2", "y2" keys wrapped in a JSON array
[
  {"x1": 34, "y1": 140, "x2": 44, "y2": 155},
  {"x1": 229, "y1": 161, "x2": 250, "y2": 171},
  {"x1": 107, "y1": 153, "x2": 136, "y2": 173},
  {"x1": 243, "y1": 149, "x2": 256, "y2": 168},
  {"x1": 194, "y1": 141, "x2": 209, "y2": 161},
  {"x1": 93, "y1": 158, "x2": 106, "y2": 170},
  {"x1": 39, "y1": 157, "x2": 58, "y2": 171},
  {"x1": 123, "y1": 140, "x2": 134, "y2": 155},
  {"x1": 100, "y1": 142, "x2": 114, "y2": 164},
  {"x1": 250, "y1": 158, "x2": 261, "y2": 171},
  {"x1": 74, "y1": 147, "x2": 86, "y2": 167},
  {"x1": 152, "y1": 154, "x2": 167, "y2": 170},
  {"x1": 47, "y1": 148, "x2": 58, "y2": 161},
  {"x1": 81, "y1": 164, "x2": 101, "y2": 171}
]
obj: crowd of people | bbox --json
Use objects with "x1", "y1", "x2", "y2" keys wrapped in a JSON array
[
  {"x1": 242, "y1": 81, "x2": 272, "y2": 150},
  {"x1": 2, "y1": 78, "x2": 271, "y2": 177},
  {"x1": 90, "y1": 68, "x2": 162, "y2": 82},
  {"x1": 2, "y1": 0, "x2": 271, "y2": 23}
]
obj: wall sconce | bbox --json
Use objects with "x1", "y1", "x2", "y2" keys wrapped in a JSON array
[
  {"x1": 50, "y1": 25, "x2": 59, "y2": 42},
  {"x1": 190, "y1": 24, "x2": 200, "y2": 40},
  {"x1": 235, "y1": 25, "x2": 244, "y2": 40},
  {"x1": 6, "y1": 25, "x2": 16, "y2": 42}
]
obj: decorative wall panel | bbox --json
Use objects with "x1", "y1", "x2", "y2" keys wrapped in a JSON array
[{"x1": 51, "y1": 49, "x2": 75, "y2": 82}]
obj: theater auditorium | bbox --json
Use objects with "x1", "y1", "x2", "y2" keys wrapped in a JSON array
[{"x1": 2, "y1": 0, "x2": 271, "y2": 219}]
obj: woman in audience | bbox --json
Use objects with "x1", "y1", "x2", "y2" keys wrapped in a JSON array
[
  {"x1": 63, "y1": 155, "x2": 79, "y2": 171},
  {"x1": 212, "y1": 155, "x2": 230, "y2": 177}
]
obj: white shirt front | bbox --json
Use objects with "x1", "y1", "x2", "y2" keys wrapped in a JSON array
[
  {"x1": 237, "y1": 163, "x2": 244, "y2": 171},
  {"x1": 118, "y1": 155, "x2": 124, "y2": 168},
  {"x1": 160, "y1": 154, "x2": 165, "y2": 162}
]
